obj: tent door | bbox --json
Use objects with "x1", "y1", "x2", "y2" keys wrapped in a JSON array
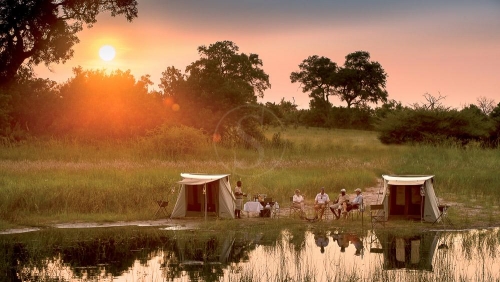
[
  {"x1": 389, "y1": 185, "x2": 423, "y2": 218},
  {"x1": 186, "y1": 185, "x2": 203, "y2": 212}
]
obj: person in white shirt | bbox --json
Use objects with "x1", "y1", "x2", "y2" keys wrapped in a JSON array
[
  {"x1": 314, "y1": 187, "x2": 330, "y2": 219},
  {"x1": 330, "y1": 188, "x2": 349, "y2": 219},
  {"x1": 292, "y1": 189, "x2": 305, "y2": 216},
  {"x1": 234, "y1": 181, "x2": 245, "y2": 218}
]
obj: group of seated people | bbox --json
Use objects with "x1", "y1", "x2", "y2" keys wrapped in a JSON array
[{"x1": 292, "y1": 187, "x2": 363, "y2": 220}]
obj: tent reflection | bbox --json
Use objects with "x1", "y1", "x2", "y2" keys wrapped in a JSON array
[{"x1": 371, "y1": 231, "x2": 439, "y2": 271}]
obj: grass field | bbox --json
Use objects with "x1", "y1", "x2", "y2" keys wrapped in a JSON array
[{"x1": 1, "y1": 126, "x2": 499, "y2": 230}]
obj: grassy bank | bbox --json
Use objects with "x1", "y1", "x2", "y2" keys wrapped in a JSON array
[{"x1": 1, "y1": 127, "x2": 499, "y2": 230}]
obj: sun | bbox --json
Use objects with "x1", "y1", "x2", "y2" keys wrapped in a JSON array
[{"x1": 99, "y1": 45, "x2": 116, "y2": 61}]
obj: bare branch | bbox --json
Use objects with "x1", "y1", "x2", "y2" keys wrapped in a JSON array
[{"x1": 476, "y1": 96, "x2": 496, "y2": 115}]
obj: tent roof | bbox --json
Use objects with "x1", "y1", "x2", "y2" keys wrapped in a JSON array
[
  {"x1": 382, "y1": 175, "x2": 433, "y2": 183},
  {"x1": 177, "y1": 173, "x2": 230, "y2": 185}
]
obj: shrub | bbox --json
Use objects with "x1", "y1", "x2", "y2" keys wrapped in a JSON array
[{"x1": 376, "y1": 108, "x2": 493, "y2": 145}]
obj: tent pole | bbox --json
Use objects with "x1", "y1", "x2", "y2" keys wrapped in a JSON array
[
  {"x1": 420, "y1": 185, "x2": 425, "y2": 223},
  {"x1": 204, "y1": 184, "x2": 207, "y2": 221}
]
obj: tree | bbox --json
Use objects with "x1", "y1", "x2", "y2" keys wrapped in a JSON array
[
  {"x1": 159, "y1": 41, "x2": 271, "y2": 139},
  {"x1": 8, "y1": 66, "x2": 59, "y2": 135},
  {"x1": 291, "y1": 51, "x2": 388, "y2": 109},
  {"x1": 54, "y1": 67, "x2": 164, "y2": 139},
  {"x1": 476, "y1": 96, "x2": 496, "y2": 116},
  {"x1": 336, "y1": 51, "x2": 388, "y2": 108},
  {"x1": 185, "y1": 40, "x2": 269, "y2": 107},
  {"x1": 290, "y1": 55, "x2": 338, "y2": 108},
  {"x1": 411, "y1": 92, "x2": 449, "y2": 110},
  {"x1": 0, "y1": 0, "x2": 138, "y2": 87}
]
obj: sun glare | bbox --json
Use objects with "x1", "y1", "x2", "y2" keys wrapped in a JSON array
[{"x1": 99, "y1": 45, "x2": 116, "y2": 61}]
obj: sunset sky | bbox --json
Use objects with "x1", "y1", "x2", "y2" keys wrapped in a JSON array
[{"x1": 34, "y1": 0, "x2": 500, "y2": 110}]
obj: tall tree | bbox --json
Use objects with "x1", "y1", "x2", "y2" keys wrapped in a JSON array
[
  {"x1": 290, "y1": 55, "x2": 338, "y2": 109},
  {"x1": 291, "y1": 51, "x2": 388, "y2": 109},
  {"x1": 160, "y1": 41, "x2": 271, "y2": 138},
  {"x1": 336, "y1": 51, "x2": 388, "y2": 108},
  {"x1": 185, "y1": 40, "x2": 269, "y2": 108},
  {"x1": 0, "y1": 0, "x2": 138, "y2": 87}
]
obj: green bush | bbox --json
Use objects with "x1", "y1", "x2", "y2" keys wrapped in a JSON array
[{"x1": 376, "y1": 108, "x2": 493, "y2": 145}]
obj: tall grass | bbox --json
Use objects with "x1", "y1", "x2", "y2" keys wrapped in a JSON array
[{"x1": 1, "y1": 126, "x2": 499, "y2": 228}]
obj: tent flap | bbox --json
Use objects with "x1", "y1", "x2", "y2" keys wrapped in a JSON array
[
  {"x1": 177, "y1": 178, "x2": 215, "y2": 185},
  {"x1": 387, "y1": 180, "x2": 425, "y2": 186}
]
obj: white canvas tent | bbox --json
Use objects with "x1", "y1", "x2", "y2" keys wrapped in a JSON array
[
  {"x1": 379, "y1": 175, "x2": 441, "y2": 223},
  {"x1": 170, "y1": 173, "x2": 235, "y2": 219}
]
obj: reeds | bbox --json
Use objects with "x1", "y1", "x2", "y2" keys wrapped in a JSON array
[{"x1": 1, "y1": 126, "x2": 499, "y2": 227}]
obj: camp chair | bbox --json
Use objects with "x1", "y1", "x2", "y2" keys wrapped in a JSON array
[
  {"x1": 370, "y1": 204, "x2": 386, "y2": 228},
  {"x1": 289, "y1": 196, "x2": 303, "y2": 218},
  {"x1": 153, "y1": 187, "x2": 175, "y2": 219},
  {"x1": 259, "y1": 198, "x2": 275, "y2": 218},
  {"x1": 272, "y1": 202, "x2": 280, "y2": 218},
  {"x1": 348, "y1": 202, "x2": 365, "y2": 220},
  {"x1": 316, "y1": 204, "x2": 331, "y2": 220},
  {"x1": 432, "y1": 204, "x2": 453, "y2": 227},
  {"x1": 154, "y1": 200, "x2": 169, "y2": 219}
]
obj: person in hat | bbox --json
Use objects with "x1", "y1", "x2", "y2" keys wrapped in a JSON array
[
  {"x1": 314, "y1": 187, "x2": 330, "y2": 219},
  {"x1": 347, "y1": 188, "x2": 363, "y2": 212},
  {"x1": 330, "y1": 188, "x2": 349, "y2": 219},
  {"x1": 292, "y1": 189, "x2": 305, "y2": 216}
]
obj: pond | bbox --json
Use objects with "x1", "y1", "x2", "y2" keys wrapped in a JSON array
[{"x1": 1, "y1": 226, "x2": 499, "y2": 281}]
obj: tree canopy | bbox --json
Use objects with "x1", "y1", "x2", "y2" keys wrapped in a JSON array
[
  {"x1": 159, "y1": 41, "x2": 271, "y2": 139},
  {"x1": 53, "y1": 67, "x2": 164, "y2": 138},
  {"x1": 0, "y1": 0, "x2": 138, "y2": 87},
  {"x1": 291, "y1": 51, "x2": 388, "y2": 109},
  {"x1": 289, "y1": 55, "x2": 337, "y2": 109}
]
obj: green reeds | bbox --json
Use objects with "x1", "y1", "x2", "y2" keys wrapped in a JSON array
[{"x1": 1, "y1": 126, "x2": 499, "y2": 228}]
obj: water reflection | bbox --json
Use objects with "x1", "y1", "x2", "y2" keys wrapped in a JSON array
[
  {"x1": 313, "y1": 230, "x2": 329, "y2": 253},
  {"x1": 372, "y1": 231, "x2": 438, "y2": 271},
  {"x1": 1, "y1": 227, "x2": 499, "y2": 281}
]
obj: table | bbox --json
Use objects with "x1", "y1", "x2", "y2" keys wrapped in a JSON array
[
  {"x1": 243, "y1": 201, "x2": 280, "y2": 218},
  {"x1": 243, "y1": 201, "x2": 262, "y2": 213}
]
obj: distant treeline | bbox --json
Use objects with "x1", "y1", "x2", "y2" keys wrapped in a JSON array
[{"x1": 1, "y1": 41, "x2": 499, "y2": 148}]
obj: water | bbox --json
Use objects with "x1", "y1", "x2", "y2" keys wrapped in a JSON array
[{"x1": 1, "y1": 227, "x2": 499, "y2": 281}]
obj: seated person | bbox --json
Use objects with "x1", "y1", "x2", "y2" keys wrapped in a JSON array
[
  {"x1": 314, "y1": 187, "x2": 330, "y2": 219},
  {"x1": 330, "y1": 188, "x2": 349, "y2": 219},
  {"x1": 292, "y1": 189, "x2": 305, "y2": 216},
  {"x1": 346, "y1": 188, "x2": 363, "y2": 212}
]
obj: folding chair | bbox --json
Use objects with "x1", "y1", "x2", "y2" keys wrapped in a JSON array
[
  {"x1": 271, "y1": 201, "x2": 280, "y2": 218},
  {"x1": 259, "y1": 198, "x2": 275, "y2": 218},
  {"x1": 348, "y1": 202, "x2": 365, "y2": 220},
  {"x1": 289, "y1": 196, "x2": 303, "y2": 218},
  {"x1": 318, "y1": 204, "x2": 332, "y2": 220},
  {"x1": 370, "y1": 204, "x2": 386, "y2": 228},
  {"x1": 153, "y1": 186, "x2": 175, "y2": 219},
  {"x1": 154, "y1": 200, "x2": 169, "y2": 219},
  {"x1": 432, "y1": 204, "x2": 453, "y2": 227}
]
